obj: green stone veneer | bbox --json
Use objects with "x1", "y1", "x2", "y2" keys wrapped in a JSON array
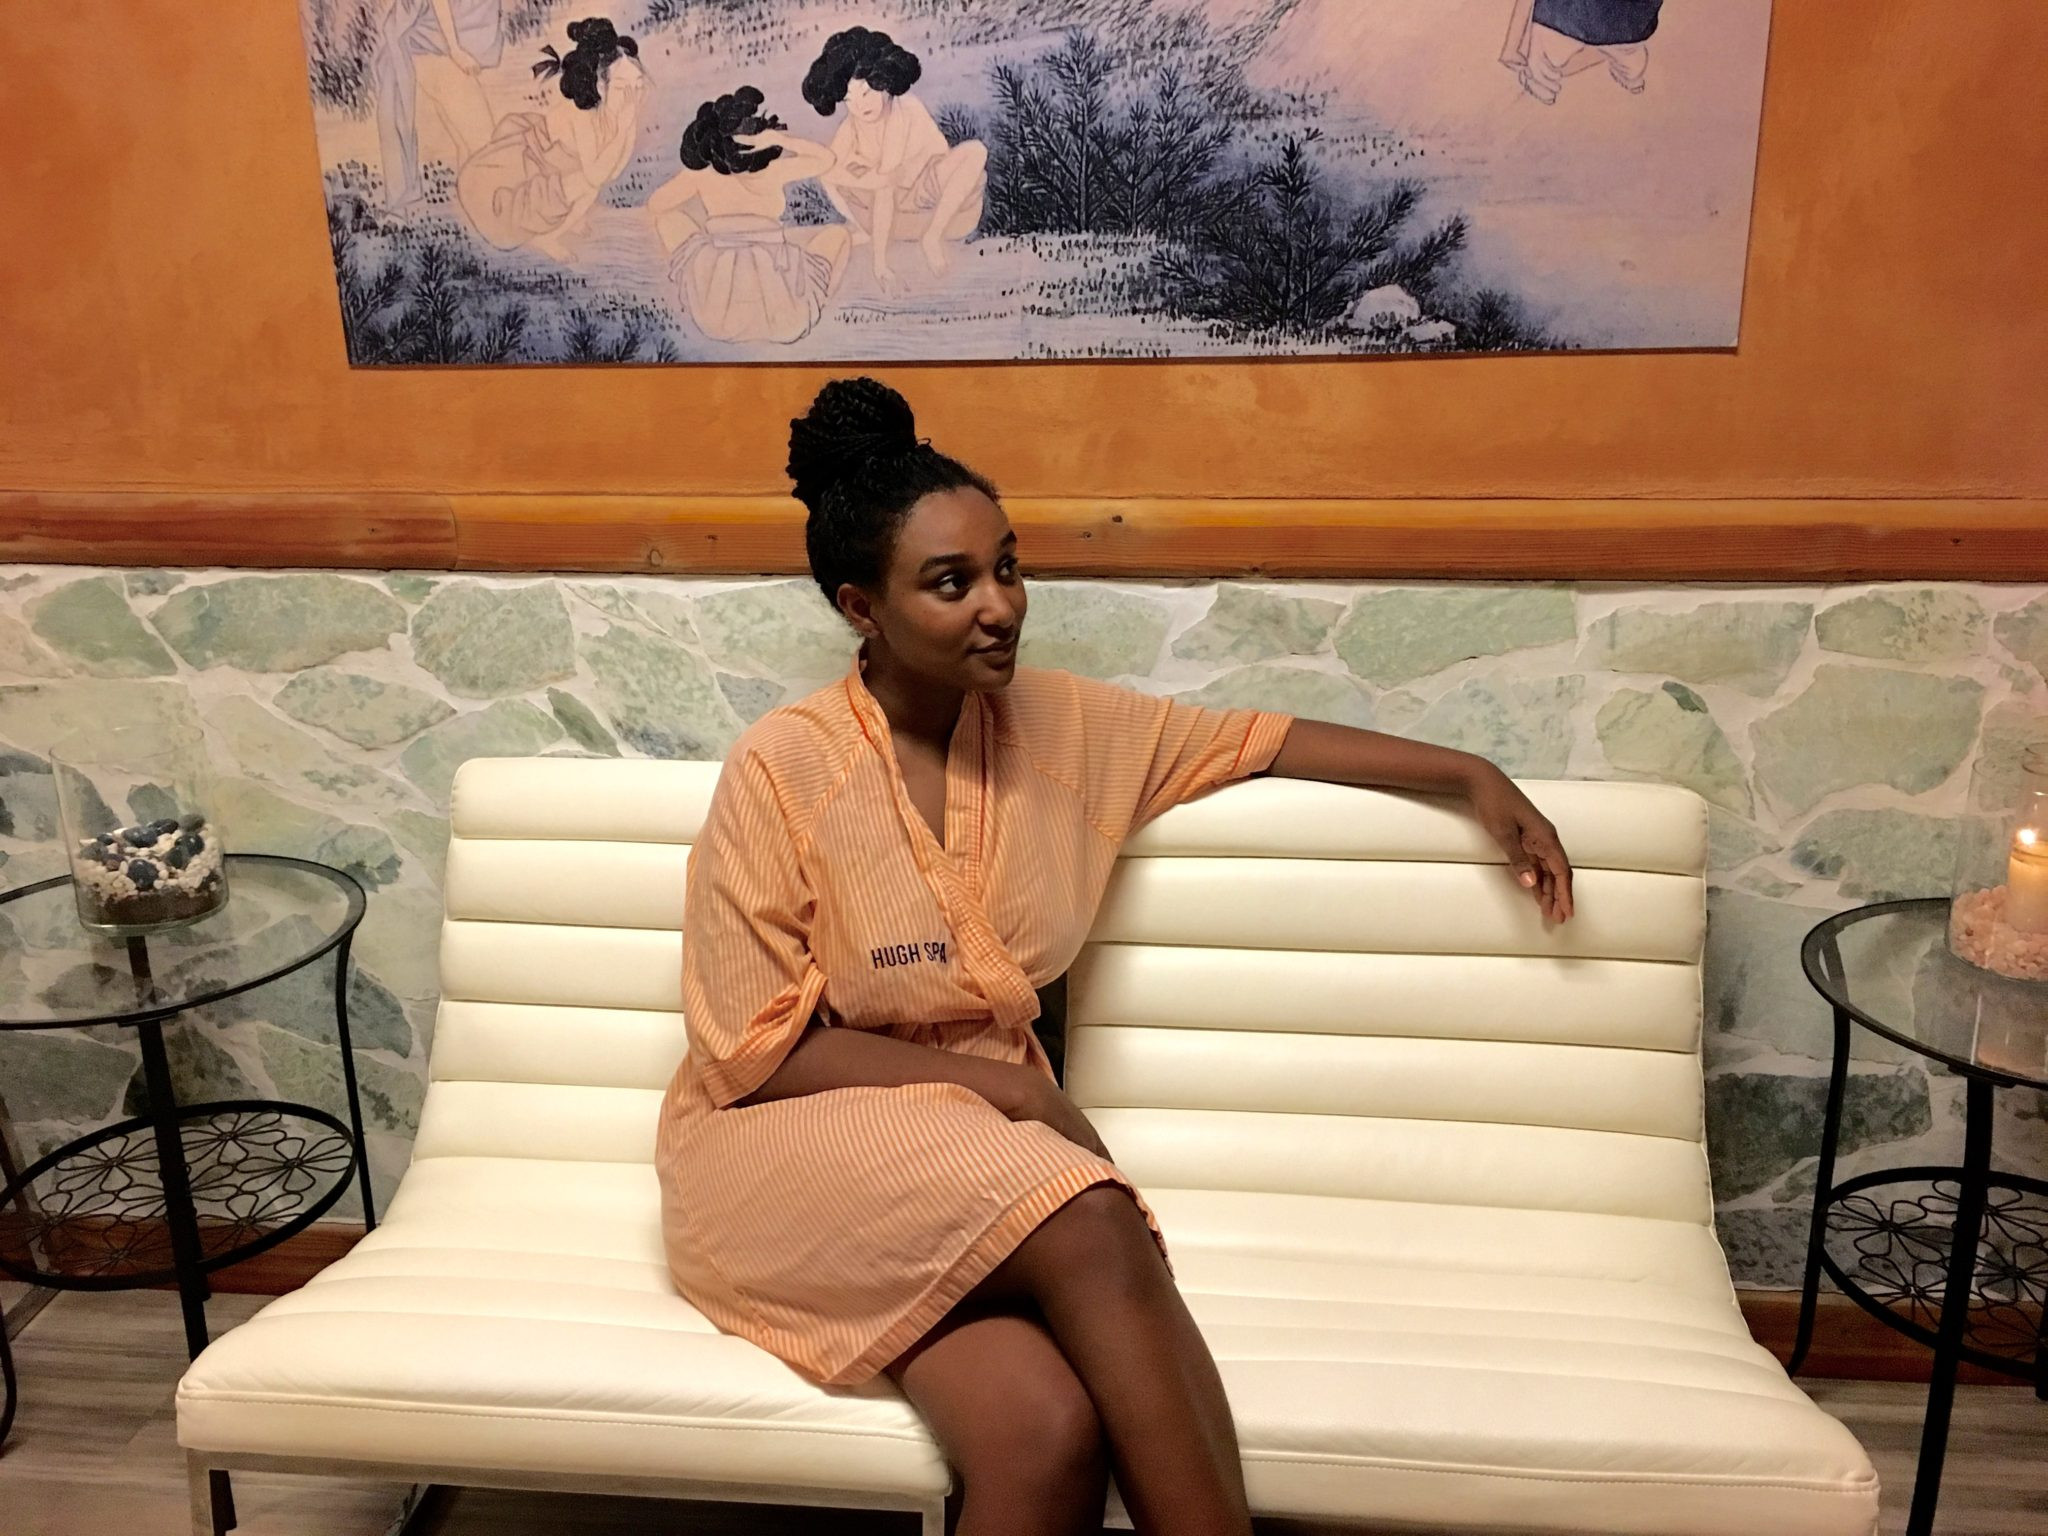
[{"x1": 1, "y1": 570, "x2": 2044, "y2": 1284}]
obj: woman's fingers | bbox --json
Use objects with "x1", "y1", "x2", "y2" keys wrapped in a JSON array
[{"x1": 1528, "y1": 829, "x2": 1574, "y2": 921}]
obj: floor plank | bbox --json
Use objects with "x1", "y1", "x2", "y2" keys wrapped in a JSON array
[{"x1": 2, "y1": 1289, "x2": 2044, "y2": 1535}]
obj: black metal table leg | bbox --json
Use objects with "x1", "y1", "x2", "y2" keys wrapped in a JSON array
[
  {"x1": 329, "y1": 932, "x2": 378, "y2": 1232},
  {"x1": 0, "y1": 1300, "x2": 16, "y2": 1452},
  {"x1": 127, "y1": 939, "x2": 237, "y2": 1534},
  {"x1": 1789, "y1": 1003, "x2": 1853, "y2": 1375},
  {"x1": 2038, "y1": 1291, "x2": 2048, "y2": 1403},
  {"x1": 128, "y1": 948, "x2": 209, "y2": 1360},
  {"x1": 1905, "y1": 1076, "x2": 1995, "y2": 1536}
]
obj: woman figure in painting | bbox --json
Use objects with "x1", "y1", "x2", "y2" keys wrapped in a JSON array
[
  {"x1": 454, "y1": 17, "x2": 648, "y2": 262},
  {"x1": 654, "y1": 377, "x2": 1575, "y2": 1534},
  {"x1": 802, "y1": 27, "x2": 988, "y2": 292},
  {"x1": 1502, "y1": 0, "x2": 1663, "y2": 103},
  {"x1": 646, "y1": 89, "x2": 852, "y2": 345},
  {"x1": 370, "y1": 0, "x2": 504, "y2": 209}
]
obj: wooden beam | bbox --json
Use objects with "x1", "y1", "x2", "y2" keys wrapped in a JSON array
[
  {"x1": 3, "y1": 492, "x2": 2042, "y2": 581},
  {"x1": 0, "y1": 491, "x2": 458, "y2": 570}
]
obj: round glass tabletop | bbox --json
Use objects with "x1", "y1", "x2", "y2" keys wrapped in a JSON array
[
  {"x1": 1802, "y1": 897, "x2": 2048, "y2": 1091},
  {"x1": 0, "y1": 854, "x2": 366, "y2": 1031}
]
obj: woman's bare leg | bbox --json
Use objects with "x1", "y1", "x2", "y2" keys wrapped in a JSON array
[
  {"x1": 800, "y1": 223, "x2": 854, "y2": 292},
  {"x1": 919, "y1": 141, "x2": 988, "y2": 275},
  {"x1": 885, "y1": 1300, "x2": 1111, "y2": 1536},
  {"x1": 822, "y1": 180, "x2": 874, "y2": 244},
  {"x1": 413, "y1": 54, "x2": 496, "y2": 171},
  {"x1": 966, "y1": 1185, "x2": 1253, "y2": 1536}
]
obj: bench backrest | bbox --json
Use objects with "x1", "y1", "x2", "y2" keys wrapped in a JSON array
[
  {"x1": 1067, "y1": 775, "x2": 1711, "y2": 1228},
  {"x1": 419, "y1": 757, "x2": 1709, "y2": 1226}
]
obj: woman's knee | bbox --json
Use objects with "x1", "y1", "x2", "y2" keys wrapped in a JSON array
[
  {"x1": 995, "y1": 1184, "x2": 1165, "y2": 1302},
  {"x1": 889, "y1": 1308, "x2": 1106, "y2": 1505},
  {"x1": 969, "y1": 1364, "x2": 1105, "y2": 1494}
]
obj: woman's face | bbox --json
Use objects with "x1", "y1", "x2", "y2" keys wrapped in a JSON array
[
  {"x1": 852, "y1": 486, "x2": 1025, "y2": 692},
  {"x1": 846, "y1": 77, "x2": 888, "y2": 123},
  {"x1": 608, "y1": 56, "x2": 648, "y2": 98}
]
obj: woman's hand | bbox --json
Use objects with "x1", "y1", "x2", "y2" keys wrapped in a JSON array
[
  {"x1": 998, "y1": 1069, "x2": 1115, "y2": 1162},
  {"x1": 1465, "y1": 763, "x2": 1575, "y2": 923}
]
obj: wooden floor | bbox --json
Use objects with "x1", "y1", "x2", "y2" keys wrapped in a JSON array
[{"x1": 4, "y1": 1289, "x2": 2046, "y2": 1536}]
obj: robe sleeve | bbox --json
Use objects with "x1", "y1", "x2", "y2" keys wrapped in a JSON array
[
  {"x1": 1065, "y1": 672, "x2": 1294, "y2": 841},
  {"x1": 682, "y1": 749, "x2": 830, "y2": 1110}
]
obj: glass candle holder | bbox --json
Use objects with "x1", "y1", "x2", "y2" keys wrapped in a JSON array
[
  {"x1": 48, "y1": 721, "x2": 231, "y2": 938},
  {"x1": 1948, "y1": 738, "x2": 2048, "y2": 983}
]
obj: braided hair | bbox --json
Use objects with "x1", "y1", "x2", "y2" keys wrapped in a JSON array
[{"x1": 788, "y1": 378, "x2": 999, "y2": 614}]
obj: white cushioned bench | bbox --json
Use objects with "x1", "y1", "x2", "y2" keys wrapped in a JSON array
[{"x1": 177, "y1": 755, "x2": 1880, "y2": 1535}]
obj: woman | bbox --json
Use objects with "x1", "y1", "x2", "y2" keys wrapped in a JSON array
[
  {"x1": 646, "y1": 88, "x2": 851, "y2": 344},
  {"x1": 454, "y1": 17, "x2": 647, "y2": 261},
  {"x1": 655, "y1": 378, "x2": 1576, "y2": 1534},
  {"x1": 801, "y1": 27, "x2": 988, "y2": 290},
  {"x1": 1501, "y1": 0, "x2": 1663, "y2": 102},
  {"x1": 370, "y1": 0, "x2": 503, "y2": 211}
]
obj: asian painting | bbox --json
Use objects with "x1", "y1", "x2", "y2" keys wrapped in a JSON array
[{"x1": 299, "y1": 0, "x2": 1773, "y2": 364}]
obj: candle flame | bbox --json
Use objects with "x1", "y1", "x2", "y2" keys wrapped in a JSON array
[{"x1": 2022, "y1": 827, "x2": 2042, "y2": 848}]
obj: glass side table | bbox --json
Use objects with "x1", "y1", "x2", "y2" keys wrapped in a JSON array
[
  {"x1": 0, "y1": 853, "x2": 376, "y2": 1529},
  {"x1": 1791, "y1": 896, "x2": 2048, "y2": 1536}
]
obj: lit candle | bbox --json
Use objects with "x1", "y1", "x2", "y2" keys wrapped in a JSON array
[{"x1": 2009, "y1": 825, "x2": 2048, "y2": 933}]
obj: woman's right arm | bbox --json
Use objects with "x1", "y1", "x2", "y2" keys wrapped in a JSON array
[
  {"x1": 735, "y1": 1020, "x2": 1115, "y2": 1160},
  {"x1": 734, "y1": 1019, "x2": 1029, "y2": 1109}
]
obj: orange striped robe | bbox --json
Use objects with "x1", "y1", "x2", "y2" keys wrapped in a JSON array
[{"x1": 655, "y1": 642, "x2": 1294, "y2": 1387}]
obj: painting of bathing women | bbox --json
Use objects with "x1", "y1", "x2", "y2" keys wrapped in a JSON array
[
  {"x1": 333, "y1": 6, "x2": 987, "y2": 349},
  {"x1": 298, "y1": 0, "x2": 1771, "y2": 363}
]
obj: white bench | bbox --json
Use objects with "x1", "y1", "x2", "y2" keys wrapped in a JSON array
[{"x1": 178, "y1": 755, "x2": 1880, "y2": 1535}]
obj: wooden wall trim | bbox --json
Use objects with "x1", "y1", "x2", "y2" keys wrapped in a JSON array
[
  {"x1": 3, "y1": 491, "x2": 2043, "y2": 582},
  {"x1": 80, "y1": 1218, "x2": 2008, "y2": 1384}
]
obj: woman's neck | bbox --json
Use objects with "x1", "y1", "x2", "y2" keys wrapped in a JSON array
[{"x1": 861, "y1": 643, "x2": 965, "y2": 754}]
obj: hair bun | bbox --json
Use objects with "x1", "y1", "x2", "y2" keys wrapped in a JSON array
[{"x1": 787, "y1": 377, "x2": 920, "y2": 515}]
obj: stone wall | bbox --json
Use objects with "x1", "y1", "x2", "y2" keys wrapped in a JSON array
[{"x1": 2, "y1": 566, "x2": 2045, "y2": 1286}]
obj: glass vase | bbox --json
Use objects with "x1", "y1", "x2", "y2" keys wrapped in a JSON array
[
  {"x1": 48, "y1": 721, "x2": 231, "y2": 938},
  {"x1": 1948, "y1": 738, "x2": 2048, "y2": 983}
]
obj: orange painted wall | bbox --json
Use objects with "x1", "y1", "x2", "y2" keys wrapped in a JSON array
[{"x1": 0, "y1": 1, "x2": 2042, "y2": 507}]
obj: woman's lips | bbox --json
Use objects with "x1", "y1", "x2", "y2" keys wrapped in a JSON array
[{"x1": 972, "y1": 640, "x2": 1017, "y2": 660}]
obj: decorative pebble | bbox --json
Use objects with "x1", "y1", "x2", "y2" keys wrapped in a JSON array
[{"x1": 68, "y1": 809, "x2": 225, "y2": 927}]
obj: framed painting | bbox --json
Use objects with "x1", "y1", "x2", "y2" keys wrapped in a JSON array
[{"x1": 299, "y1": 0, "x2": 1772, "y2": 363}]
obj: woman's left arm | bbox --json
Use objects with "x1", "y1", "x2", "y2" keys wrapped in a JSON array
[{"x1": 1263, "y1": 719, "x2": 1575, "y2": 923}]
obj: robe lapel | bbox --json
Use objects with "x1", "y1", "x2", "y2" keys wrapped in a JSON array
[{"x1": 843, "y1": 647, "x2": 1040, "y2": 1036}]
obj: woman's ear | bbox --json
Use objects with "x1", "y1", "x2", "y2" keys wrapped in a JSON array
[{"x1": 835, "y1": 582, "x2": 879, "y2": 639}]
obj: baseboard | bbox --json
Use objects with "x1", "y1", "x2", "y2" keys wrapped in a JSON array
[
  {"x1": 82, "y1": 1220, "x2": 2018, "y2": 1385},
  {"x1": 1737, "y1": 1289, "x2": 2019, "y2": 1386}
]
